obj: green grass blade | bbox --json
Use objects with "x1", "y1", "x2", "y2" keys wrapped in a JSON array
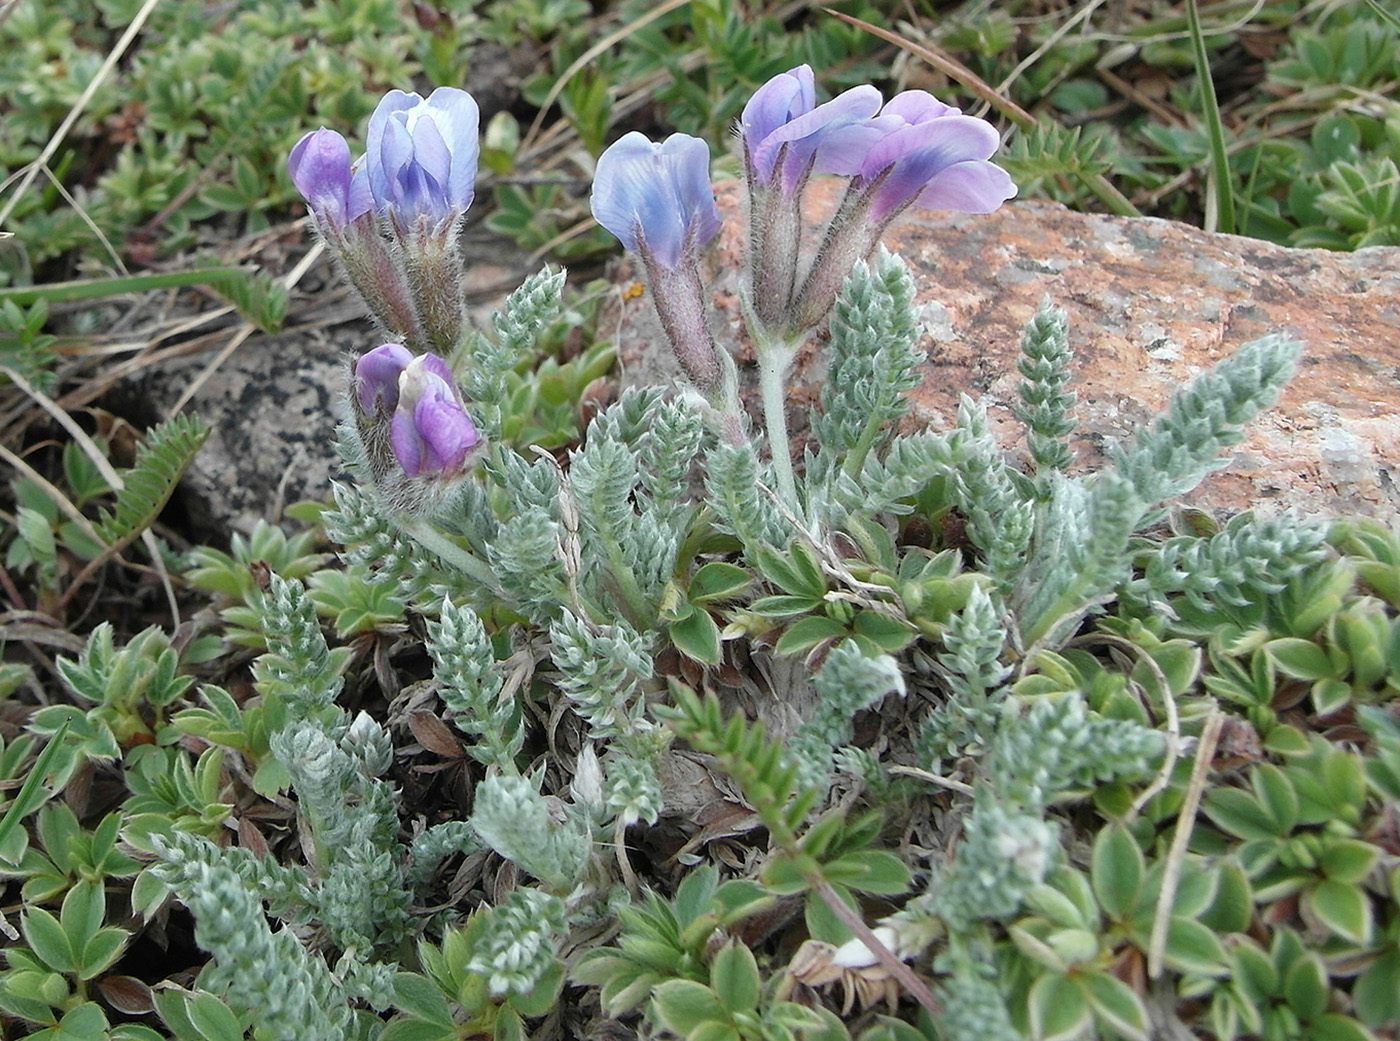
[
  {"x1": 0, "y1": 719, "x2": 70, "y2": 854},
  {"x1": 0, "y1": 268, "x2": 249, "y2": 307},
  {"x1": 1364, "y1": 0, "x2": 1400, "y2": 32},
  {"x1": 1185, "y1": 0, "x2": 1236, "y2": 235}
]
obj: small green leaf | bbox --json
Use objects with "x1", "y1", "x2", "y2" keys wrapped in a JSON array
[
  {"x1": 1262, "y1": 724, "x2": 1311, "y2": 755},
  {"x1": 1081, "y1": 970, "x2": 1150, "y2": 1041},
  {"x1": 803, "y1": 887, "x2": 854, "y2": 946},
  {"x1": 1025, "y1": 878, "x2": 1093, "y2": 931},
  {"x1": 1308, "y1": 1012, "x2": 1378, "y2": 1041},
  {"x1": 111, "y1": 1024, "x2": 166, "y2": 1041},
  {"x1": 50, "y1": 1002, "x2": 110, "y2": 1040},
  {"x1": 79, "y1": 927, "x2": 128, "y2": 979},
  {"x1": 850, "y1": 610, "x2": 915, "y2": 652},
  {"x1": 670, "y1": 608, "x2": 722, "y2": 665},
  {"x1": 709, "y1": 942, "x2": 760, "y2": 1014},
  {"x1": 1253, "y1": 764, "x2": 1299, "y2": 833},
  {"x1": 1091, "y1": 826, "x2": 1143, "y2": 920},
  {"x1": 1303, "y1": 879, "x2": 1372, "y2": 945},
  {"x1": 391, "y1": 973, "x2": 454, "y2": 1028},
  {"x1": 822, "y1": 850, "x2": 911, "y2": 895},
  {"x1": 1157, "y1": 917, "x2": 1227, "y2": 976},
  {"x1": 1311, "y1": 677, "x2": 1353, "y2": 716},
  {"x1": 1321, "y1": 747, "x2": 1368, "y2": 813},
  {"x1": 754, "y1": 543, "x2": 825, "y2": 600},
  {"x1": 1267, "y1": 638, "x2": 1334, "y2": 680},
  {"x1": 1353, "y1": 948, "x2": 1400, "y2": 1027},
  {"x1": 751, "y1": 594, "x2": 822, "y2": 618},
  {"x1": 1281, "y1": 948, "x2": 1329, "y2": 1020},
  {"x1": 186, "y1": 991, "x2": 245, "y2": 1041},
  {"x1": 60, "y1": 880, "x2": 104, "y2": 951},
  {"x1": 1200, "y1": 862, "x2": 1253, "y2": 934},
  {"x1": 761, "y1": 852, "x2": 816, "y2": 895},
  {"x1": 494, "y1": 1006, "x2": 525, "y2": 1041},
  {"x1": 651, "y1": 979, "x2": 727, "y2": 1034},
  {"x1": 1138, "y1": 641, "x2": 1201, "y2": 696},
  {"x1": 510, "y1": 960, "x2": 562, "y2": 1018},
  {"x1": 1027, "y1": 973, "x2": 1092, "y2": 1041},
  {"x1": 774, "y1": 615, "x2": 848, "y2": 656},
  {"x1": 690, "y1": 1024, "x2": 742, "y2": 1041},
  {"x1": 0, "y1": 968, "x2": 66, "y2": 1020},
  {"x1": 689, "y1": 562, "x2": 751, "y2": 603},
  {"x1": 1319, "y1": 838, "x2": 1380, "y2": 884},
  {"x1": 22, "y1": 907, "x2": 76, "y2": 973},
  {"x1": 1231, "y1": 938, "x2": 1277, "y2": 999},
  {"x1": 1202, "y1": 787, "x2": 1277, "y2": 841},
  {"x1": 1009, "y1": 922, "x2": 1068, "y2": 973}
]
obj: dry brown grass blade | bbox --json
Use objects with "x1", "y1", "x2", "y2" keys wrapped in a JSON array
[
  {"x1": 1149, "y1": 710, "x2": 1224, "y2": 979},
  {"x1": 823, "y1": 8, "x2": 1036, "y2": 130},
  {"x1": 164, "y1": 239, "x2": 324, "y2": 418}
]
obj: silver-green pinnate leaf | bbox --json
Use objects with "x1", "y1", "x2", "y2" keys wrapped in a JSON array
[
  {"x1": 470, "y1": 773, "x2": 589, "y2": 891},
  {"x1": 1115, "y1": 333, "x2": 1302, "y2": 507},
  {"x1": 1014, "y1": 297, "x2": 1077, "y2": 484}
]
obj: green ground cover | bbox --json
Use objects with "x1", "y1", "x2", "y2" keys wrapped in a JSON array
[{"x1": 1, "y1": 2, "x2": 1399, "y2": 1040}]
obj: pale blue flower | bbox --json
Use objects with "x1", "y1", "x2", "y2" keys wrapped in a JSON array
[
  {"x1": 590, "y1": 132, "x2": 720, "y2": 269},
  {"x1": 740, "y1": 65, "x2": 885, "y2": 194},
  {"x1": 364, "y1": 88, "x2": 480, "y2": 221}
]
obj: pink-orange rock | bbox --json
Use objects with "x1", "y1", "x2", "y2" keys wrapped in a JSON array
[{"x1": 613, "y1": 179, "x2": 1400, "y2": 519}]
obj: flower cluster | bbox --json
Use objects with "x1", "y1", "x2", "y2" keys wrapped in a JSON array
[
  {"x1": 588, "y1": 65, "x2": 1015, "y2": 500},
  {"x1": 288, "y1": 90, "x2": 485, "y2": 510},
  {"x1": 740, "y1": 66, "x2": 1017, "y2": 335},
  {"x1": 589, "y1": 132, "x2": 728, "y2": 407},
  {"x1": 289, "y1": 87, "x2": 479, "y2": 232},
  {"x1": 589, "y1": 67, "x2": 1014, "y2": 354},
  {"x1": 353, "y1": 343, "x2": 480, "y2": 492},
  {"x1": 289, "y1": 88, "x2": 480, "y2": 358}
]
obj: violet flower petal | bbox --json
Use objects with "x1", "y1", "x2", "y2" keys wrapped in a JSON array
[
  {"x1": 387, "y1": 360, "x2": 479, "y2": 477},
  {"x1": 740, "y1": 65, "x2": 815, "y2": 169},
  {"x1": 880, "y1": 90, "x2": 960, "y2": 124},
  {"x1": 355, "y1": 343, "x2": 414, "y2": 414},
  {"x1": 423, "y1": 87, "x2": 480, "y2": 211},
  {"x1": 861, "y1": 115, "x2": 1012, "y2": 221},
  {"x1": 411, "y1": 378, "x2": 480, "y2": 473},
  {"x1": 755, "y1": 85, "x2": 883, "y2": 191},
  {"x1": 365, "y1": 90, "x2": 419, "y2": 210},
  {"x1": 363, "y1": 88, "x2": 479, "y2": 219},
  {"x1": 913, "y1": 161, "x2": 1019, "y2": 213}
]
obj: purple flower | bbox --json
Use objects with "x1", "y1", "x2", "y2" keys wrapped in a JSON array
[
  {"x1": 590, "y1": 132, "x2": 720, "y2": 269},
  {"x1": 364, "y1": 88, "x2": 480, "y2": 222},
  {"x1": 288, "y1": 127, "x2": 371, "y2": 228},
  {"x1": 786, "y1": 90, "x2": 1017, "y2": 332},
  {"x1": 740, "y1": 66, "x2": 885, "y2": 195},
  {"x1": 854, "y1": 91, "x2": 1017, "y2": 222},
  {"x1": 354, "y1": 345, "x2": 480, "y2": 478}
]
